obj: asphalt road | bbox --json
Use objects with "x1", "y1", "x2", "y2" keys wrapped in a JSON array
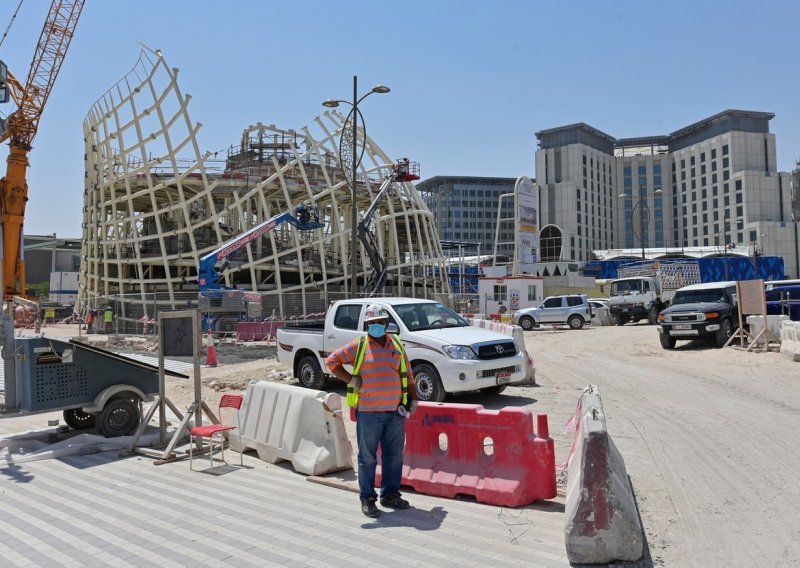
[{"x1": 511, "y1": 323, "x2": 800, "y2": 567}]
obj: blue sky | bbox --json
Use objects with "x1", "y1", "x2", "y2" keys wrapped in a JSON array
[{"x1": 1, "y1": 0, "x2": 798, "y2": 237}]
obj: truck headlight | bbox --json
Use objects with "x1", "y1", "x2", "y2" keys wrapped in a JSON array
[
  {"x1": 442, "y1": 345, "x2": 477, "y2": 360},
  {"x1": 697, "y1": 313, "x2": 707, "y2": 322}
]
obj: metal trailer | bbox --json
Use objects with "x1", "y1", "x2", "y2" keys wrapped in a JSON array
[{"x1": 0, "y1": 317, "x2": 187, "y2": 437}]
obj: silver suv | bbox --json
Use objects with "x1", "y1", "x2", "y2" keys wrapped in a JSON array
[{"x1": 513, "y1": 294, "x2": 592, "y2": 330}]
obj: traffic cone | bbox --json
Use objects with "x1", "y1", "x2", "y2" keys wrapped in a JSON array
[{"x1": 205, "y1": 329, "x2": 219, "y2": 367}]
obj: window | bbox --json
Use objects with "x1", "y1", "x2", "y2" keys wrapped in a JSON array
[
  {"x1": 700, "y1": 152, "x2": 706, "y2": 162},
  {"x1": 736, "y1": 193, "x2": 743, "y2": 204},
  {"x1": 735, "y1": 179, "x2": 742, "y2": 191},
  {"x1": 712, "y1": 148, "x2": 717, "y2": 159},
  {"x1": 736, "y1": 206, "x2": 743, "y2": 217},
  {"x1": 722, "y1": 144, "x2": 729, "y2": 155},
  {"x1": 527, "y1": 286, "x2": 538, "y2": 302},
  {"x1": 566, "y1": 296, "x2": 584, "y2": 307},
  {"x1": 543, "y1": 297, "x2": 562, "y2": 308},
  {"x1": 334, "y1": 304, "x2": 362, "y2": 330},
  {"x1": 723, "y1": 157, "x2": 729, "y2": 169},
  {"x1": 493, "y1": 284, "x2": 508, "y2": 301},
  {"x1": 691, "y1": 156, "x2": 696, "y2": 166}
]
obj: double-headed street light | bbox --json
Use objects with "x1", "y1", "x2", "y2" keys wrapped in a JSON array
[
  {"x1": 323, "y1": 77, "x2": 390, "y2": 299},
  {"x1": 619, "y1": 186, "x2": 661, "y2": 261}
]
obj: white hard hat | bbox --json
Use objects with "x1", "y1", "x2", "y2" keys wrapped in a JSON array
[{"x1": 363, "y1": 304, "x2": 389, "y2": 322}]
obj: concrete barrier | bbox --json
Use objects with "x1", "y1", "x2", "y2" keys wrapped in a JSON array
[
  {"x1": 780, "y1": 321, "x2": 800, "y2": 362},
  {"x1": 564, "y1": 385, "x2": 643, "y2": 564},
  {"x1": 229, "y1": 381, "x2": 353, "y2": 475},
  {"x1": 747, "y1": 314, "x2": 787, "y2": 347}
]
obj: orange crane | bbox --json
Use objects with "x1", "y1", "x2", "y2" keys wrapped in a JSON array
[{"x1": 0, "y1": 0, "x2": 84, "y2": 299}]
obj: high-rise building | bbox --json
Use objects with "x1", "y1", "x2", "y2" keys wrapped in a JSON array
[
  {"x1": 417, "y1": 176, "x2": 519, "y2": 257},
  {"x1": 535, "y1": 110, "x2": 798, "y2": 277}
]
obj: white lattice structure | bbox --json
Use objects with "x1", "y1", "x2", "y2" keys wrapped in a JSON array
[{"x1": 79, "y1": 48, "x2": 449, "y2": 320}]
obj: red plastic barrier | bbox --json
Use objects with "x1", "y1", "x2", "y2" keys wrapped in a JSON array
[
  {"x1": 236, "y1": 320, "x2": 285, "y2": 341},
  {"x1": 377, "y1": 402, "x2": 556, "y2": 507}
]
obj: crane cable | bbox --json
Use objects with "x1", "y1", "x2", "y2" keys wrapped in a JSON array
[{"x1": 0, "y1": 0, "x2": 24, "y2": 48}]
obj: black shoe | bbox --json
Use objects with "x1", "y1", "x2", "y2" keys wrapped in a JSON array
[
  {"x1": 361, "y1": 498, "x2": 380, "y2": 518},
  {"x1": 380, "y1": 493, "x2": 409, "y2": 510}
]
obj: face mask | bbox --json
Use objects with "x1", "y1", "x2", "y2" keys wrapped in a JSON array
[{"x1": 368, "y1": 323, "x2": 386, "y2": 338}]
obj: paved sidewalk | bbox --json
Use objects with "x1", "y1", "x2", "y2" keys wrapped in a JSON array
[{"x1": 1, "y1": 433, "x2": 569, "y2": 567}]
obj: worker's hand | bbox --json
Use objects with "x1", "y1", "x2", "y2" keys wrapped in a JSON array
[
  {"x1": 350, "y1": 374, "x2": 362, "y2": 391},
  {"x1": 408, "y1": 400, "x2": 419, "y2": 414}
]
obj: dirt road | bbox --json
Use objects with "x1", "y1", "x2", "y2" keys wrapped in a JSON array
[{"x1": 523, "y1": 324, "x2": 800, "y2": 567}]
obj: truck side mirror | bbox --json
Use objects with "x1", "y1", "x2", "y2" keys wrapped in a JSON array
[
  {"x1": 387, "y1": 323, "x2": 399, "y2": 334},
  {"x1": 732, "y1": 293, "x2": 738, "y2": 305}
]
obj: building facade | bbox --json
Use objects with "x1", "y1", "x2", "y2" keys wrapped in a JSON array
[
  {"x1": 535, "y1": 110, "x2": 798, "y2": 278},
  {"x1": 417, "y1": 176, "x2": 518, "y2": 257}
]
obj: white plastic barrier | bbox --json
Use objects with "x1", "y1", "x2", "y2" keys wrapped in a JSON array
[
  {"x1": 780, "y1": 321, "x2": 800, "y2": 362},
  {"x1": 592, "y1": 307, "x2": 613, "y2": 326},
  {"x1": 746, "y1": 314, "x2": 788, "y2": 346},
  {"x1": 229, "y1": 381, "x2": 353, "y2": 475}
]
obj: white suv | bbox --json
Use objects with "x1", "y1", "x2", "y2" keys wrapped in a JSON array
[{"x1": 513, "y1": 294, "x2": 592, "y2": 330}]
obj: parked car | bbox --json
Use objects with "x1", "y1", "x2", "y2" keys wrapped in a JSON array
[
  {"x1": 588, "y1": 298, "x2": 610, "y2": 311},
  {"x1": 657, "y1": 281, "x2": 738, "y2": 349},
  {"x1": 765, "y1": 285, "x2": 800, "y2": 321},
  {"x1": 513, "y1": 294, "x2": 592, "y2": 330},
  {"x1": 276, "y1": 298, "x2": 530, "y2": 402}
]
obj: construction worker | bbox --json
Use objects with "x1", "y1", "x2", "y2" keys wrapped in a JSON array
[
  {"x1": 326, "y1": 304, "x2": 417, "y2": 518},
  {"x1": 103, "y1": 306, "x2": 113, "y2": 333},
  {"x1": 86, "y1": 309, "x2": 95, "y2": 334}
]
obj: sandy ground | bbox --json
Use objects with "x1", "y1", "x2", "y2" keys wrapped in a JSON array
[{"x1": 9, "y1": 322, "x2": 800, "y2": 566}]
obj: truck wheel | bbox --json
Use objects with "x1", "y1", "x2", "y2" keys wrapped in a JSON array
[
  {"x1": 648, "y1": 306, "x2": 660, "y2": 325},
  {"x1": 480, "y1": 385, "x2": 507, "y2": 396},
  {"x1": 518, "y1": 316, "x2": 535, "y2": 330},
  {"x1": 98, "y1": 398, "x2": 140, "y2": 437},
  {"x1": 659, "y1": 333, "x2": 676, "y2": 350},
  {"x1": 567, "y1": 315, "x2": 585, "y2": 330},
  {"x1": 715, "y1": 319, "x2": 733, "y2": 348},
  {"x1": 414, "y1": 363, "x2": 445, "y2": 402},
  {"x1": 616, "y1": 314, "x2": 626, "y2": 326},
  {"x1": 63, "y1": 408, "x2": 96, "y2": 430},
  {"x1": 218, "y1": 318, "x2": 237, "y2": 334},
  {"x1": 297, "y1": 355, "x2": 325, "y2": 390}
]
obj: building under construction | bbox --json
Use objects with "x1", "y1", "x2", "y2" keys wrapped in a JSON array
[{"x1": 79, "y1": 48, "x2": 449, "y2": 326}]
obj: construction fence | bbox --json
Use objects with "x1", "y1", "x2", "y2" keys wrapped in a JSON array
[{"x1": 74, "y1": 288, "x2": 483, "y2": 336}]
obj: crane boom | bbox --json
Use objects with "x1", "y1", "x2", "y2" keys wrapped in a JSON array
[
  {"x1": 0, "y1": 0, "x2": 84, "y2": 299},
  {"x1": 198, "y1": 207, "x2": 324, "y2": 292}
]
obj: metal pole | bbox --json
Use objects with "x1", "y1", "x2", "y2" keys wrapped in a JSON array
[
  {"x1": 350, "y1": 76, "x2": 358, "y2": 299},
  {"x1": 640, "y1": 185, "x2": 645, "y2": 261},
  {"x1": 724, "y1": 219, "x2": 729, "y2": 281}
]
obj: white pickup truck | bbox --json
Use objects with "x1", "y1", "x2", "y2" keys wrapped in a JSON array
[{"x1": 276, "y1": 297, "x2": 530, "y2": 402}]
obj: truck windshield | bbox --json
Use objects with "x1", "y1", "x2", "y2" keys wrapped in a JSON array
[
  {"x1": 672, "y1": 290, "x2": 728, "y2": 304},
  {"x1": 393, "y1": 303, "x2": 471, "y2": 331},
  {"x1": 610, "y1": 280, "x2": 642, "y2": 296}
]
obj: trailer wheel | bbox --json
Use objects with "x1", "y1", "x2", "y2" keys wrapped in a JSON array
[
  {"x1": 297, "y1": 355, "x2": 325, "y2": 390},
  {"x1": 98, "y1": 398, "x2": 140, "y2": 437},
  {"x1": 63, "y1": 408, "x2": 96, "y2": 430}
]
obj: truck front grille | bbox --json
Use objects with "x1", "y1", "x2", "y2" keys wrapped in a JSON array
[
  {"x1": 476, "y1": 341, "x2": 517, "y2": 360},
  {"x1": 481, "y1": 365, "x2": 520, "y2": 378}
]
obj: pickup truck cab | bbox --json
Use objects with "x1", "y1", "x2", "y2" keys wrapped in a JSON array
[
  {"x1": 657, "y1": 281, "x2": 738, "y2": 349},
  {"x1": 276, "y1": 298, "x2": 530, "y2": 402}
]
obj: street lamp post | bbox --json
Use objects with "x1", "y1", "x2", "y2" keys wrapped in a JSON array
[
  {"x1": 323, "y1": 77, "x2": 390, "y2": 299},
  {"x1": 620, "y1": 186, "x2": 661, "y2": 261}
]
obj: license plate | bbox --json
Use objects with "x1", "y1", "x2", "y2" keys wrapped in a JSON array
[
  {"x1": 672, "y1": 324, "x2": 692, "y2": 330},
  {"x1": 496, "y1": 372, "x2": 511, "y2": 385},
  {"x1": 622, "y1": 308, "x2": 629, "y2": 312}
]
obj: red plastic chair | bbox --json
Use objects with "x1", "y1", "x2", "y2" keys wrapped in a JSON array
[{"x1": 189, "y1": 394, "x2": 244, "y2": 473}]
